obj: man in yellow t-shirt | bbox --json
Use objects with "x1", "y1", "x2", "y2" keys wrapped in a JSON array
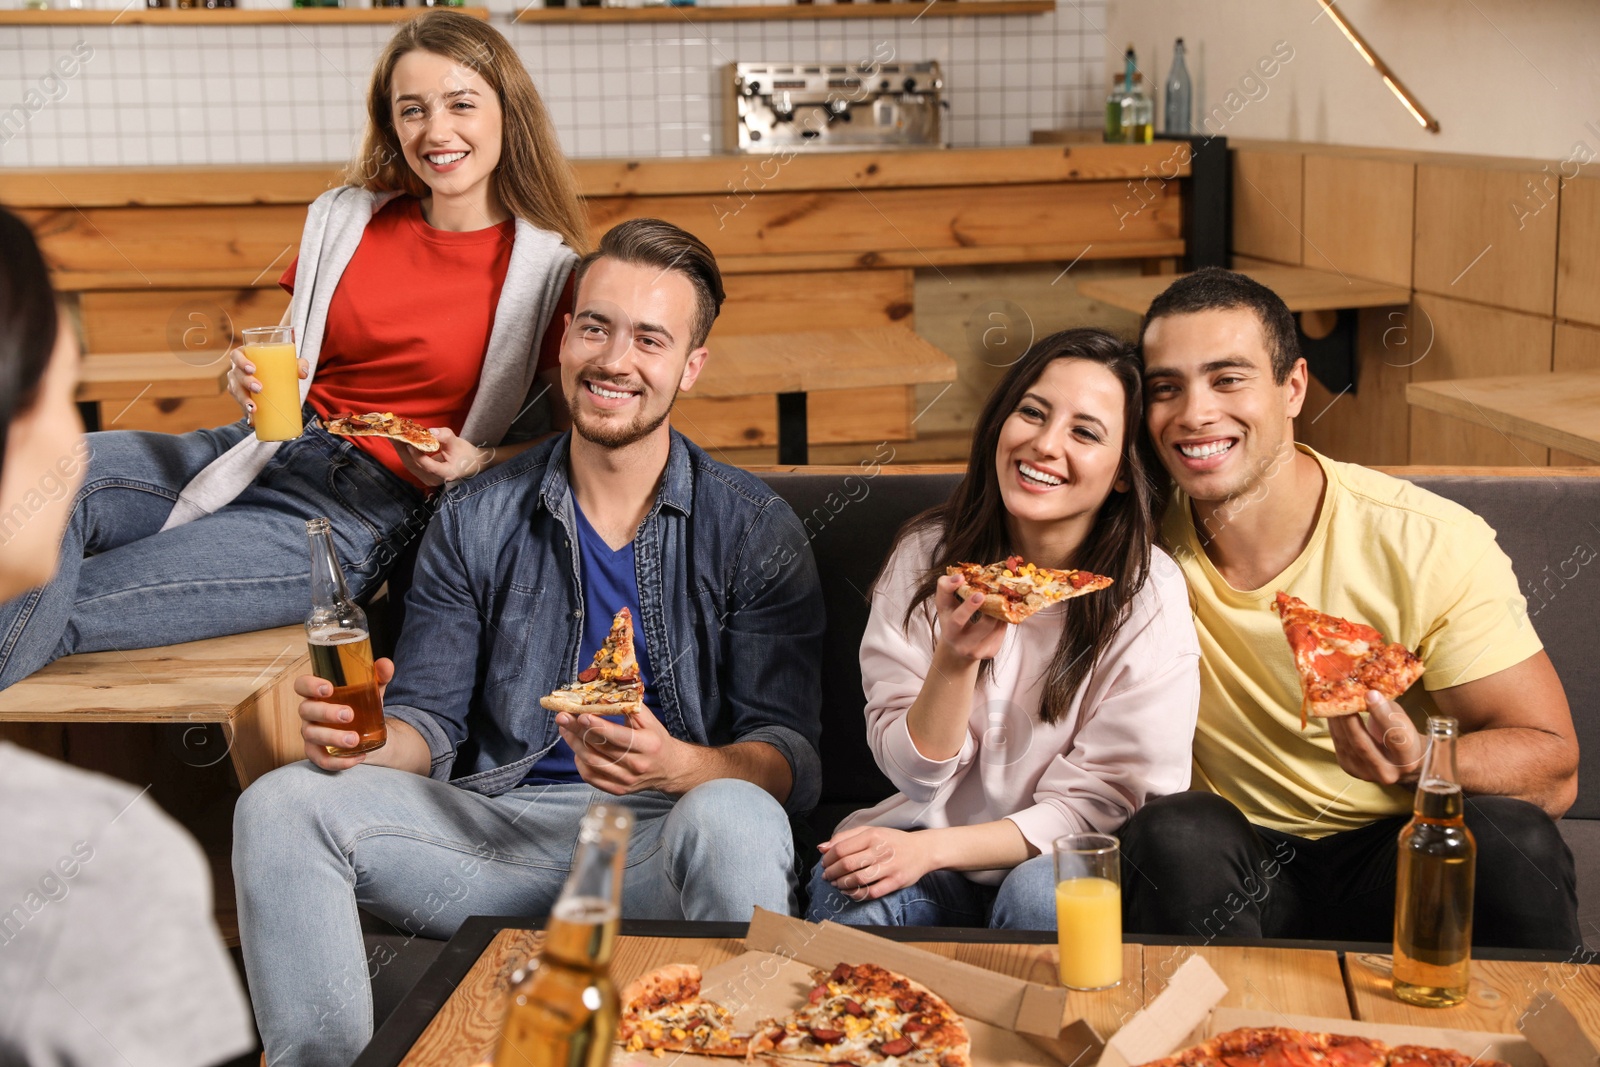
[{"x1": 1119, "y1": 268, "x2": 1579, "y2": 949}]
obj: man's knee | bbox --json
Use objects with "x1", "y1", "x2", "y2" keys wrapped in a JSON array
[
  {"x1": 668, "y1": 779, "x2": 791, "y2": 856},
  {"x1": 1121, "y1": 792, "x2": 1252, "y2": 864},
  {"x1": 232, "y1": 762, "x2": 340, "y2": 869},
  {"x1": 1466, "y1": 796, "x2": 1574, "y2": 887}
]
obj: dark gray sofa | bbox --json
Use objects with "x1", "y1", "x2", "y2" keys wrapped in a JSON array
[{"x1": 364, "y1": 467, "x2": 1599, "y2": 1019}]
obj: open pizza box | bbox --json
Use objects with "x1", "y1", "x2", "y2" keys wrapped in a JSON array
[
  {"x1": 1096, "y1": 954, "x2": 1598, "y2": 1067},
  {"x1": 613, "y1": 908, "x2": 1104, "y2": 1067}
]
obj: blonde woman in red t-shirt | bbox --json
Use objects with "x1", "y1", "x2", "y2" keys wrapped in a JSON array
[{"x1": 0, "y1": 12, "x2": 584, "y2": 688}]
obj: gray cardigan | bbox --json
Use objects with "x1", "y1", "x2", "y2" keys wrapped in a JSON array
[{"x1": 160, "y1": 186, "x2": 577, "y2": 530}]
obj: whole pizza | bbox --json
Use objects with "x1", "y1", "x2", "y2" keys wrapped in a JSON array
[{"x1": 619, "y1": 961, "x2": 971, "y2": 1067}]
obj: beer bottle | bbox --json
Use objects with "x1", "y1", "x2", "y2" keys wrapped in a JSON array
[
  {"x1": 495, "y1": 804, "x2": 634, "y2": 1067},
  {"x1": 1392, "y1": 716, "x2": 1476, "y2": 1007},
  {"x1": 305, "y1": 518, "x2": 386, "y2": 757}
]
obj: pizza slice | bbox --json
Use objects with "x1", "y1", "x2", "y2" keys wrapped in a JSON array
[
  {"x1": 945, "y1": 555, "x2": 1113, "y2": 625},
  {"x1": 1273, "y1": 592, "x2": 1426, "y2": 727},
  {"x1": 323, "y1": 411, "x2": 442, "y2": 454},
  {"x1": 539, "y1": 607, "x2": 645, "y2": 716},
  {"x1": 749, "y1": 963, "x2": 972, "y2": 1067},
  {"x1": 617, "y1": 964, "x2": 751, "y2": 1057}
]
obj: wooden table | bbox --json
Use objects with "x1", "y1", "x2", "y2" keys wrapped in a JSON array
[
  {"x1": 695, "y1": 327, "x2": 957, "y2": 465},
  {"x1": 354, "y1": 919, "x2": 1600, "y2": 1066},
  {"x1": 1406, "y1": 371, "x2": 1600, "y2": 463},
  {"x1": 1076, "y1": 265, "x2": 1412, "y2": 395}
]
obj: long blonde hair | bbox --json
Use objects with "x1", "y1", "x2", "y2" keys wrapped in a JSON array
[{"x1": 346, "y1": 10, "x2": 590, "y2": 253}]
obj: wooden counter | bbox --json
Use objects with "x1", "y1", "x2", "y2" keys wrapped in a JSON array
[{"x1": 4, "y1": 146, "x2": 1188, "y2": 449}]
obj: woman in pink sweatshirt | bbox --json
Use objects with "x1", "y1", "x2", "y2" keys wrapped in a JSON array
[{"x1": 807, "y1": 328, "x2": 1201, "y2": 929}]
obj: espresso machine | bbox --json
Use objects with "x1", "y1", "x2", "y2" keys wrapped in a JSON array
[{"x1": 725, "y1": 60, "x2": 945, "y2": 152}]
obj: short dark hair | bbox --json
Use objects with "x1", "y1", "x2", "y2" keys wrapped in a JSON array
[
  {"x1": 1138, "y1": 266, "x2": 1301, "y2": 383},
  {"x1": 572, "y1": 218, "x2": 725, "y2": 349},
  {"x1": 0, "y1": 206, "x2": 61, "y2": 474}
]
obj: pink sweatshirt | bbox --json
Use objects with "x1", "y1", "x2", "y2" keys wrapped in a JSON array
[{"x1": 836, "y1": 528, "x2": 1201, "y2": 883}]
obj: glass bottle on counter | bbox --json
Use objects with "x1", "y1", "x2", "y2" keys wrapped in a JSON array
[
  {"x1": 1393, "y1": 716, "x2": 1476, "y2": 1008},
  {"x1": 494, "y1": 804, "x2": 634, "y2": 1067},
  {"x1": 1164, "y1": 37, "x2": 1192, "y2": 135}
]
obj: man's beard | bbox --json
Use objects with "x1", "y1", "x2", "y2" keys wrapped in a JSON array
[{"x1": 567, "y1": 379, "x2": 677, "y2": 448}]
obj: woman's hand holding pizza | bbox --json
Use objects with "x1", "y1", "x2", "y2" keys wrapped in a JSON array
[
  {"x1": 816, "y1": 826, "x2": 936, "y2": 902},
  {"x1": 1327, "y1": 691, "x2": 1425, "y2": 787},
  {"x1": 226, "y1": 345, "x2": 309, "y2": 424},
  {"x1": 933, "y1": 574, "x2": 1008, "y2": 664},
  {"x1": 396, "y1": 428, "x2": 492, "y2": 486}
]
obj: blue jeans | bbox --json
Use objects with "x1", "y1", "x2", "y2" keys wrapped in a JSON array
[
  {"x1": 0, "y1": 420, "x2": 425, "y2": 687},
  {"x1": 232, "y1": 765, "x2": 796, "y2": 1067},
  {"x1": 804, "y1": 854, "x2": 1057, "y2": 930}
]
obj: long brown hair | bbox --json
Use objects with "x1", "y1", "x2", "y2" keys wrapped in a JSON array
[
  {"x1": 888, "y1": 328, "x2": 1162, "y2": 724},
  {"x1": 345, "y1": 10, "x2": 590, "y2": 253}
]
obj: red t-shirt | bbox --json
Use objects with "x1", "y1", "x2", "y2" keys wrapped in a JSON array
[{"x1": 281, "y1": 196, "x2": 570, "y2": 489}]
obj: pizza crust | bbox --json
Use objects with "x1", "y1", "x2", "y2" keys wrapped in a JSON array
[{"x1": 538, "y1": 691, "x2": 644, "y2": 716}]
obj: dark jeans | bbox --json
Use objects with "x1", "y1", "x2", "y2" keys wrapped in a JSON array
[{"x1": 1120, "y1": 791, "x2": 1580, "y2": 950}]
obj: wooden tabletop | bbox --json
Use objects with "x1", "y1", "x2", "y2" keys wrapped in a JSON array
[
  {"x1": 1075, "y1": 266, "x2": 1411, "y2": 315},
  {"x1": 696, "y1": 327, "x2": 958, "y2": 398},
  {"x1": 1405, "y1": 371, "x2": 1600, "y2": 463},
  {"x1": 76, "y1": 351, "x2": 230, "y2": 402},
  {"x1": 373, "y1": 927, "x2": 1600, "y2": 1067}
]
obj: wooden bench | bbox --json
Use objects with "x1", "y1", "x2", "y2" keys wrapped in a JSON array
[
  {"x1": 0, "y1": 626, "x2": 309, "y2": 788},
  {"x1": 76, "y1": 350, "x2": 234, "y2": 432}
]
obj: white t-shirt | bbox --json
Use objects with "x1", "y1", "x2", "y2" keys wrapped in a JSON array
[{"x1": 836, "y1": 528, "x2": 1202, "y2": 884}]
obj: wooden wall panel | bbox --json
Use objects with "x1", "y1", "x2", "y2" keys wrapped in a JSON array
[
  {"x1": 1407, "y1": 294, "x2": 1552, "y2": 467},
  {"x1": 712, "y1": 270, "x2": 913, "y2": 336},
  {"x1": 1231, "y1": 149, "x2": 1303, "y2": 265},
  {"x1": 673, "y1": 386, "x2": 913, "y2": 451},
  {"x1": 1293, "y1": 308, "x2": 1412, "y2": 466},
  {"x1": 1413, "y1": 164, "x2": 1559, "y2": 315},
  {"x1": 99, "y1": 394, "x2": 242, "y2": 434},
  {"x1": 1556, "y1": 175, "x2": 1600, "y2": 327},
  {"x1": 22, "y1": 204, "x2": 304, "y2": 280},
  {"x1": 80, "y1": 288, "x2": 291, "y2": 355},
  {"x1": 1551, "y1": 322, "x2": 1600, "y2": 465},
  {"x1": 586, "y1": 180, "x2": 1182, "y2": 260},
  {"x1": 1301, "y1": 155, "x2": 1414, "y2": 288}
]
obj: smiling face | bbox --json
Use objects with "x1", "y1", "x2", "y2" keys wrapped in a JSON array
[
  {"x1": 390, "y1": 50, "x2": 503, "y2": 211},
  {"x1": 561, "y1": 257, "x2": 708, "y2": 450},
  {"x1": 992, "y1": 357, "x2": 1129, "y2": 552},
  {"x1": 1141, "y1": 306, "x2": 1307, "y2": 504}
]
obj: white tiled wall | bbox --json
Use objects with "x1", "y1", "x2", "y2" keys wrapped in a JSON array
[{"x1": 0, "y1": 4, "x2": 1105, "y2": 167}]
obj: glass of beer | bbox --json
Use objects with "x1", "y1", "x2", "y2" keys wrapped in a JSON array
[
  {"x1": 305, "y1": 518, "x2": 386, "y2": 756},
  {"x1": 1054, "y1": 832, "x2": 1122, "y2": 990},
  {"x1": 243, "y1": 325, "x2": 303, "y2": 441}
]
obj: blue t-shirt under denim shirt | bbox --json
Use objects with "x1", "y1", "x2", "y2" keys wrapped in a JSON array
[{"x1": 522, "y1": 498, "x2": 657, "y2": 785}]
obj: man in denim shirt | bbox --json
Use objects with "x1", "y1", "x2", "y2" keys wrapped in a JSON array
[{"x1": 233, "y1": 219, "x2": 824, "y2": 1067}]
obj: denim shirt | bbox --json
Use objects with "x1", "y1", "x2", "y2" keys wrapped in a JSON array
[{"x1": 382, "y1": 430, "x2": 826, "y2": 814}]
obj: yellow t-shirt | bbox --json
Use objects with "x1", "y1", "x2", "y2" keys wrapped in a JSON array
[{"x1": 1164, "y1": 445, "x2": 1543, "y2": 838}]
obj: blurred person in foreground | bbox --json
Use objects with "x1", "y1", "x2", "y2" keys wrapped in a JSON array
[{"x1": 0, "y1": 206, "x2": 254, "y2": 1066}]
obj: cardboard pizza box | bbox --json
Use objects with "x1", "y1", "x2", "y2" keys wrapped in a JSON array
[
  {"x1": 612, "y1": 908, "x2": 1100, "y2": 1067},
  {"x1": 1096, "y1": 954, "x2": 1598, "y2": 1067}
]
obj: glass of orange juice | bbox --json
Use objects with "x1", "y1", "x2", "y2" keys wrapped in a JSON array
[
  {"x1": 1054, "y1": 832, "x2": 1122, "y2": 990},
  {"x1": 243, "y1": 325, "x2": 303, "y2": 441}
]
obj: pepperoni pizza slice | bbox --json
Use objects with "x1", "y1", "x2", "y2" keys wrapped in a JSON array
[
  {"x1": 1272, "y1": 592, "x2": 1425, "y2": 727},
  {"x1": 323, "y1": 411, "x2": 441, "y2": 453}
]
